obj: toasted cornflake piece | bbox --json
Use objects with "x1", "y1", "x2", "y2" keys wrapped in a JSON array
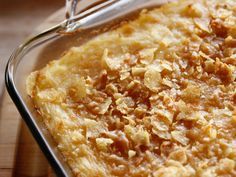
[
  {"x1": 199, "y1": 51, "x2": 213, "y2": 60},
  {"x1": 204, "y1": 125, "x2": 217, "y2": 139},
  {"x1": 210, "y1": 19, "x2": 228, "y2": 37},
  {"x1": 84, "y1": 119, "x2": 106, "y2": 138},
  {"x1": 194, "y1": 18, "x2": 211, "y2": 33},
  {"x1": 144, "y1": 68, "x2": 162, "y2": 92},
  {"x1": 161, "y1": 61, "x2": 173, "y2": 72},
  {"x1": 128, "y1": 150, "x2": 136, "y2": 158},
  {"x1": 139, "y1": 48, "x2": 157, "y2": 64},
  {"x1": 181, "y1": 84, "x2": 201, "y2": 103},
  {"x1": 116, "y1": 97, "x2": 135, "y2": 114},
  {"x1": 182, "y1": 3, "x2": 205, "y2": 17},
  {"x1": 233, "y1": 113, "x2": 236, "y2": 124},
  {"x1": 120, "y1": 70, "x2": 131, "y2": 80},
  {"x1": 176, "y1": 100, "x2": 190, "y2": 113},
  {"x1": 204, "y1": 59, "x2": 215, "y2": 73},
  {"x1": 228, "y1": 26, "x2": 236, "y2": 38},
  {"x1": 102, "y1": 48, "x2": 122, "y2": 70},
  {"x1": 105, "y1": 83, "x2": 118, "y2": 96},
  {"x1": 123, "y1": 116, "x2": 136, "y2": 125},
  {"x1": 171, "y1": 130, "x2": 189, "y2": 146},
  {"x1": 216, "y1": 60, "x2": 235, "y2": 83},
  {"x1": 131, "y1": 67, "x2": 147, "y2": 76},
  {"x1": 134, "y1": 103, "x2": 148, "y2": 115},
  {"x1": 222, "y1": 55, "x2": 236, "y2": 65},
  {"x1": 168, "y1": 149, "x2": 187, "y2": 164},
  {"x1": 133, "y1": 128, "x2": 150, "y2": 146},
  {"x1": 156, "y1": 109, "x2": 174, "y2": 125},
  {"x1": 68, "y1": 77, "x2": 87, "y2": 101},
  {"x1": 96, "y1": 138, "x2": 113, "y2": 151},
  {"x1": 224, "y1": 36, "x2": 236, "y2": 48},
  {"x1": 151, "y1": 117, "x2": 169, "y2": 131},
  {"x1": 124, "y1": 125, "x2": 136, "y2": 138},
  {"x1": 98, "y1": 97, "x2": 112, "y2": 115},
  {"x1": 218, "y1": 158, "x2": 235, "y2": 173},
  {"x1": 153, "y1": 129, "x2": 171, "y2": 140},
  {"x1": 150, "y1": 24, "x2": 176, "y2": 47},
  {"x1": 162, "y1": 78, "x2": 174, "y2": 88},
  {"x1": 176, "y1": 103, "x2": 193, "y2": 121}
]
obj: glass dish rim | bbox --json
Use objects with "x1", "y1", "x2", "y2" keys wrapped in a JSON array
[{"x1": 5, "y1": 25, "x2": 69, "y2": 176}]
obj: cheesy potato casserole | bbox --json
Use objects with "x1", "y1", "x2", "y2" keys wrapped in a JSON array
[{"x1": 27, "y1": 0, "x2": 236, "y2": 176}]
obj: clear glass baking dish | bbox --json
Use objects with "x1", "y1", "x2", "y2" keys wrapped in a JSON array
[{"x1": 5, "y1": 0, "x2": 172, "y2": 176}]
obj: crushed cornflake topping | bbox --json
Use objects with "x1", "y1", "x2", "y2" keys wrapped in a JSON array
[
  {"x1": 83, "y1": 119, "x2": 107, "y2": 138},
  {"x1": 27, "y1": 0, "x2": 236, "y2": 176},
  {"x1": 96, "y1": 138, "x2": 113, "y2": 152},
  {"x1": 131, "y1": 67, "x2": 147, "y2": 76},
  {"x1": 133, "y1": 128, "x2": 150, "y2": 146},
  {"x1": 139, "y1": 48, "x2": 157, "y2": 64},
  {"x1": 128, "y1": 150, "x2": 136, "y2": 158},
  {"x1": 168, "y1": 149, "x2": 187, "y2": 164},
  {"x1": 181, "y1": 84, "x2": 201, "y2": 103},
  {"x1": 98, "y1": 97, "x2": 112, "y2": 115},
  {"x1": 102, "y1": 48, "x2": 123, "y2": 70},
  {"x1": 144, "y1": 68, "x2": 162, "y2": 92},
  {"x1": 171, "y1": 130, "x2": 189, "y2": 146}
]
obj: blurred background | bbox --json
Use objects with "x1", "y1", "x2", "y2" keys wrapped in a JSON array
[
  {"x1": 0, "y1": 0, "x2": 64, "y2": 176},
  {"x1": 0, "y1": 0, "x2": 64, "y2": 95}
]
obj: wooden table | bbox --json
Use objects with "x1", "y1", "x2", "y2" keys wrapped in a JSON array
[{"x1": 0, "y1": 0, "x2": 63, "y2": 176}]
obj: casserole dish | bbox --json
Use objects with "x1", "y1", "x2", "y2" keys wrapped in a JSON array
[
  {"x1": 5, "y1": 0, "x2": 171, "y2": 176},
  {"x1": 6, "y1": 0, "x2": 236, "y2": 176}
]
